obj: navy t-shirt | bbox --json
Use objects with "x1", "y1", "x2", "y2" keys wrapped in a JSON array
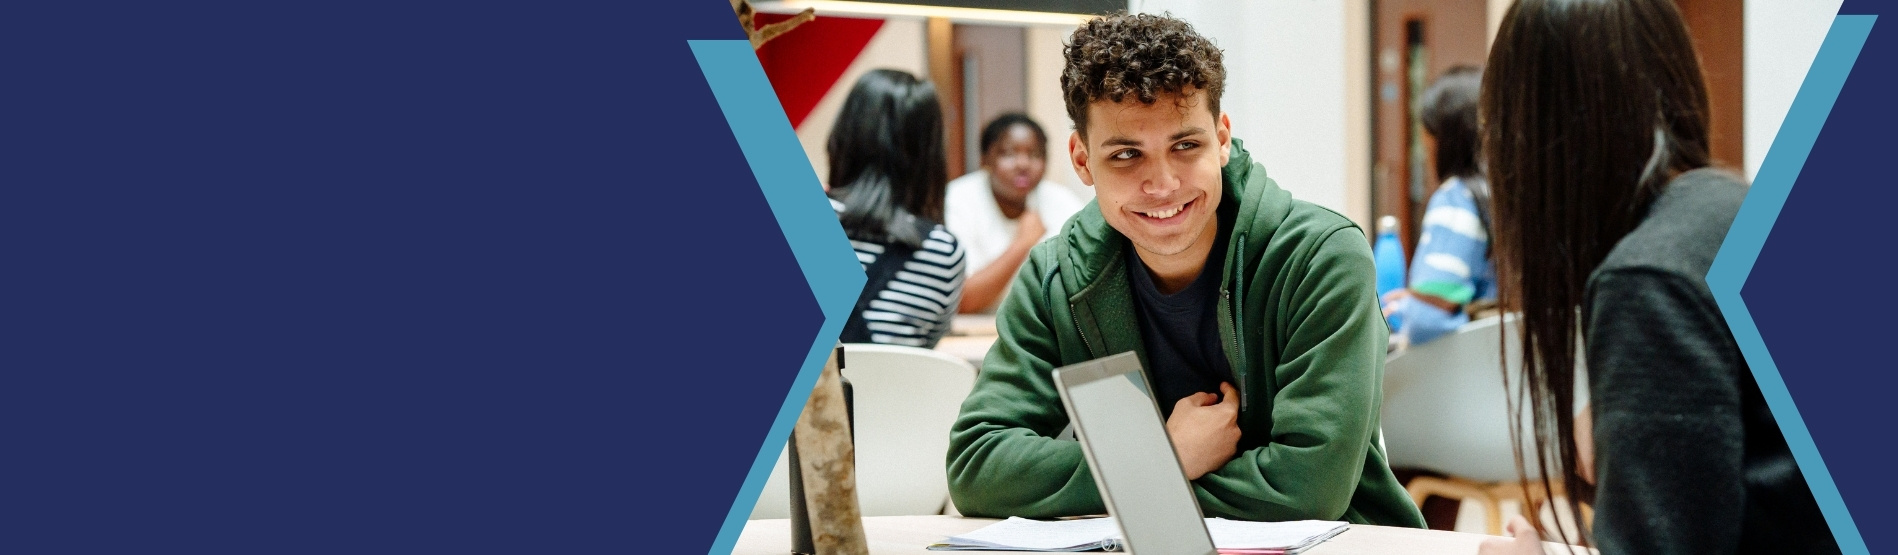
[{"x1": 1126, "y1": 208, "x2": 1237, "y2": 418}]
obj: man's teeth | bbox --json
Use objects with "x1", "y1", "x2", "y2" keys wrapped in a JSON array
[{"x1": 1142, "y1": 205, "x2": 1184, "y2": 219}]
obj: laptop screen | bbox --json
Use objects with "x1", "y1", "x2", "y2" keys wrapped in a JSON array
[{"x1": 1053, "y1": 352, "x2": 1217, "y2": 555}]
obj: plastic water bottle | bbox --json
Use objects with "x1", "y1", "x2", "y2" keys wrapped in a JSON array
[
  {"x1": 1373, "y1": 215, "x2": 1406, "y2": 331},
  {"x1": 1373, "y1": 215, "x2": 1406, "y2": 298}
]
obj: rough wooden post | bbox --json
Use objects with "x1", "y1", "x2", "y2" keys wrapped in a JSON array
[
  {"x1": 730, "y1": 0, "x2": 815, "y2": 50},
  {"x1": 792, "y1": 347, "x2": 867, "y2": 555}
]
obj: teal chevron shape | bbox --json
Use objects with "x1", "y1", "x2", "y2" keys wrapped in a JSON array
[
  {"x1": 1707, "y1": 15, "x2": 1875, "y2": 555},
  {"x1": 688, "y1": 39, "x2": 867, "y2": 555}
]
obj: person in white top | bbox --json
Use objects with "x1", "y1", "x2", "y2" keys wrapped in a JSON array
[{"x1": 945, "y1": 113, "x2": 1088, "y2": 313}]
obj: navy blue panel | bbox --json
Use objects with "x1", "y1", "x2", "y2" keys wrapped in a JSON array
[
  {"x1": 1746, "y1": 10, "x2": 1897, "y2": 553},
  {"x1": 0, "y1": 2, "x2": 819, "y2": 553}
]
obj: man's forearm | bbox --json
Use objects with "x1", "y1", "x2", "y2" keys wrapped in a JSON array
[{"x1": 947, "y1": 427, "x2": 1104, "y2": 517}]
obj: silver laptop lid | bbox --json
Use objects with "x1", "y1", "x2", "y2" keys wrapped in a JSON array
[{"x1": 1052, "y1": 351, "x2": 1216, "y2": 555}]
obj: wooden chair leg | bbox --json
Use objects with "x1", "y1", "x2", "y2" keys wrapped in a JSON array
[
  {"x1": 1405, "y1": 476, "x2": 1503, "y2": 535},
  {"x1": 1487, "y1": 482, "x2": 1531, "y2": 536},
  {"x1": 1405, "y1": 478, "x2": 1595, "y2": 537},
  {"x1": 1483, "y1": 495, "x2": 1505, "y2": 536},
  {"x1": 1487, "y1": 481, "x2": 1594, "y2": 540}
]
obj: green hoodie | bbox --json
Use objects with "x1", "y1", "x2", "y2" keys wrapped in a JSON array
[{"x1": 945, "y1": 139, "x2": 1424, "y2": 527}]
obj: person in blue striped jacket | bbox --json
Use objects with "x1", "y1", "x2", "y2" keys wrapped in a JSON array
[{"x1": 1382, "y1": 66, "x2": 1495, "y2": 348}]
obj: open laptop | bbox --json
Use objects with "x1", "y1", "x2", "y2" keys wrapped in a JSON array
[{"x1": 1052, "y1": 351, "x2": 1218, "y2": 555}]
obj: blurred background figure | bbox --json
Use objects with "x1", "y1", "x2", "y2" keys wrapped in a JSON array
[
  {"x1": 1474, "y1": 0, "x2": 1837, "y2": 553},
  {"x1": 827, "y1": 69, "x2": 965, "y2": 348},
  {"x1": 742, "y1": 0, "x2": 1833, "y2": 536},
  {"x1": 944, "y1": 113, "x2": 1085, "y2": 314},
  {"x1": 1382, "y1": 66, "x2": 1494, "y2": 349}
]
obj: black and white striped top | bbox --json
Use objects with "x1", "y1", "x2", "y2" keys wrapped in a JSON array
[{"x1": 833, "y1": 199, "x2": 966, "y2": 348}]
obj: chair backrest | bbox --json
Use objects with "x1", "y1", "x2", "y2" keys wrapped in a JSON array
[
  {"x1": 749, "y1": 343, "x2": 977, "y2": 519},
  {"x1": 1382, "y1": 315, "x2": 1541, "y2": 482}
]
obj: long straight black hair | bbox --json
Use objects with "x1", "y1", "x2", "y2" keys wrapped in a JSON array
[
  {"x1": 1481, "y1": 0, "x2": 1711, "y2": 545},
  {"x1": 826, "y1": 69, "x2": 948, "y2": 249}
]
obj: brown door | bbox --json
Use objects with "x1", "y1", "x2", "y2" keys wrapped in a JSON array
[
  {"x1": 1677, "y1": 0, "x2": 1744, "y2": 171},
  {"x1": 1370, "y1": 0, "x2": 1489, "y2": 260}
]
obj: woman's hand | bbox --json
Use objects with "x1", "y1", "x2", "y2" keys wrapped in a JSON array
[
  {"x1": 1476, "y1": 515, "x2": 1545, "y2": 555},
  {"x1": 1381, "y1": 289, "x2": 1410, "y2": 317}
]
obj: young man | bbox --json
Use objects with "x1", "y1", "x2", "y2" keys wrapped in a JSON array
[{"x1": 945, "y1": 13, "x2": 1424, "y2": 526}]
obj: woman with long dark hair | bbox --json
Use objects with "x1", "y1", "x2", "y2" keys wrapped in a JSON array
[
  {"x1": 827, "y1": 69, "x2": 964, "y2": 348},
  {"x1": 1476, "y1": 0, "x2": 1838, "y2": 553},
  {"x1": 1383, "y1": 66, "x2": 1495, "y2": 348}
]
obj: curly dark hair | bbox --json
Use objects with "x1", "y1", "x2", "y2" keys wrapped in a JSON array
[{"x1": 1061, "y1": 12, "x2": 1226, "y2": 137}]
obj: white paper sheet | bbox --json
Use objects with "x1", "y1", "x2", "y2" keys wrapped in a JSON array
[{"x1": 930, "y1": 516, "x2": 1348, "y2": 552}]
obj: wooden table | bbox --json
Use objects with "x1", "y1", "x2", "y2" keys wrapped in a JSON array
[
  {"x1": 933, "y1": 334, "x2": 996, "y2": 368},
  {"x1": 950, "y1": 314, "x2": 998, "y2": 336},
  {"x1": 936, "y1": 314, "x2": 1000, "y2": 368},
  {"x1": 731, "y1": 515, "x2": 1578, "y2": 554}
]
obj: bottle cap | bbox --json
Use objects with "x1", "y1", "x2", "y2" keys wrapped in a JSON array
[{"x1": 1377, "y1": 215, "x2": 1398, "y2": 234}]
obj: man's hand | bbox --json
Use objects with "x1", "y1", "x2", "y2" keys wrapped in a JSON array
[
  {"x1": 1167, "y1": 382, "x2": 1241, "y2": 480},
  {"x1": 1477, "y1": 515, "x2": 1546, "y2": 555},
  {"x1": 1013, "y1": 209, "x2": 1047, "y2": 248}
]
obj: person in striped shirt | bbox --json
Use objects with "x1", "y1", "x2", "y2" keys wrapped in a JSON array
[
  {"x1": 824, "y1": 69, "x2": 966, "y2": 348},
  {"x1": 1382, "y1": 67, "x2": 1496, "y2": 348}
]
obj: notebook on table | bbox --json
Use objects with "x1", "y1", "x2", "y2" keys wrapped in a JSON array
[
  {"x1": 928, "y1": 516, "x2": 1347, "y2": 553},
  {"x1": 931, "y1": 352, "x2": 1348, "y2": 554}
]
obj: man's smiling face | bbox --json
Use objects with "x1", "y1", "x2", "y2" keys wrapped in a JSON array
[{"x1": 1070, "y1": 87, "x2": 1231, "y2": 270}]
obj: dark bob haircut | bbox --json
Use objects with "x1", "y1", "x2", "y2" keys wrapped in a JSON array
[
  {"x1": 1420, "y1": 65, "x2": 1484, "y2": 181},
  {"x1": 826, "y1": 69, "x2": 949, "y2": 249}
]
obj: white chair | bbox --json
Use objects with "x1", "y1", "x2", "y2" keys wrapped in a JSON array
[
  {"x1": 1383, "y1": 315, "x2": 1536, "y2": 483},
  {"x1": 1384, "y1": 314, "x2": 1589, "y2": 534},
  {"x1": 750, "y1": 343, "x2": 977, "y2": 519}
]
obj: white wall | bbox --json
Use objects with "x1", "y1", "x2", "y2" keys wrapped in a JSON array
[
  {"x1": 1488, "y1": 0, "x2": 1510, "y2": 47},
  {"x1": 1025, "y1": 24, "x2": 1094, "y2": 202},
  {"x1": 1745, "y1": 0, "x2": 1844, "y2": 181},
  {"x1": 795, "y1": 17, "x2": 929, "y2": 189},
  {"x1": 1132, "y1": 0, "x2": 1364, "y2": 225},
  {"x1": 1343, "y1": 1, "x2": 1371, "y2": 229}
]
